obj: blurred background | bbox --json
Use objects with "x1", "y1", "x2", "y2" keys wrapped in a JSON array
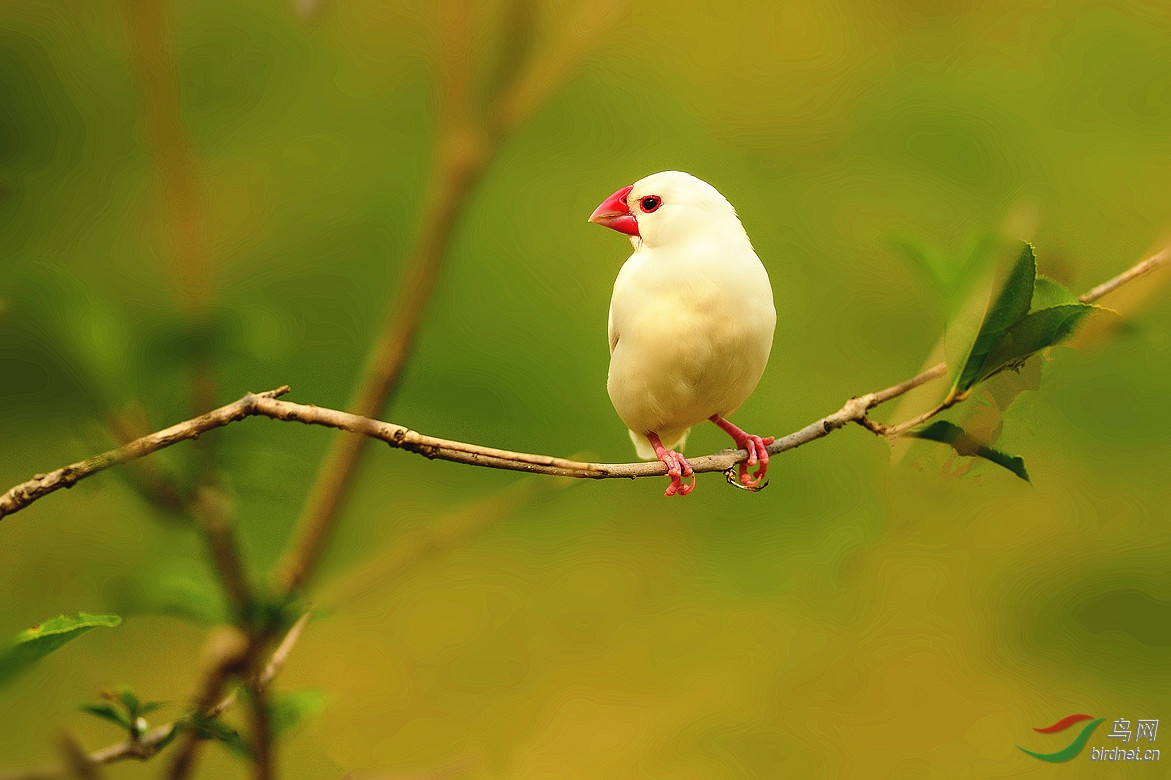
[{"x1": 2, "y1": 0, "x2": 1170, "y2": 777}]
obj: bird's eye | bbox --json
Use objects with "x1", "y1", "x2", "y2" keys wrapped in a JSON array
[{"x1": 639, "y1": 196, "x2": 661, "y2": 213}]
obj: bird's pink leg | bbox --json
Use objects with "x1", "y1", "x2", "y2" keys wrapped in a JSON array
[
  {"x1": 647, "y1": 432, "x2": 695, "y2": 497},
  {"x1": 709, "y1": 415, "x2": 775, "y2": 488}
]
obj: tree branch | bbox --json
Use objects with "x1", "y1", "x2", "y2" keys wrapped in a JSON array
[
  {"x1": 0, "y1": 387, "x2": 290, "y2": 522},
  {"x1": 1, "y1": 247, "x2": 1167, "y2": 525}
]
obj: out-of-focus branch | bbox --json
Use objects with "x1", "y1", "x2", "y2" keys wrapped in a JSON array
[
  {"x1": 320, "y1": 479, "x2": 570, "y2": 609},
  {"x1": 164, "y1": 628, "x2": 249, "y2": 780},
  {"x1": 245, "y1": 678, "x2": 273, "y2": 780},
  {"x1": 122, "y1": 0, "x2": 213, "y2": 312},
  {"x1": 54, "y1": 735, "x2": 99, "y2": 780},
  {"x1": 192, "y1": 489, "x2": 252, "y2": 617},
  {"x1": 1, "y1": 243, "x2": 1167, "y2": 523},
  {"x1": 123, "y1": 0, "x2": 219, "y2": 482},
  {"x1": 489, "y1": 0, "x2": 628, "y2": 137},
  {"x1": 277, "y1": 0, "x2": 628, "y2": 594}
]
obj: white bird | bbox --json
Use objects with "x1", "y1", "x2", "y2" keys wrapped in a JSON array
[{"x1": 589, "y1": 171, "x2": 777, "y2": 497}]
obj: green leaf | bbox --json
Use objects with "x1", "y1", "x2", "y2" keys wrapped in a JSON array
[
  {"x1": 2, "y1": 267, "x2": 133, "y2": 414},
  {"x1": 79, "y1": 702, "x2": 132, "y2": 730},
  {"x1": 976, "y1": 304, "x2": 1095, "y2": 383},
  {"x1": 0, "y1": 613, "x2": 122, "y2": 689},
  {"x1": 139, "y1": 701, "x2": 167, "y2": 715},
  {"x1": 955, "y1": 243, "x2": 1037, "y2": 392},
  {"x1": 909, "y1": 421, "x2": 1030, "y2": 482},
  {"x1": 889, "y1": 231, "x2": 997, "y2": 307},
  {"x1": 241, "y1": 589, "x2": 298, "y2": 636},
  {"x1": 105, "y1": 565, "x2": 230, "y2": 627},
  {"x1": 1031, "y1": 274, "x2": 1078, "y2": 311},
  {"x1": 154, "y1": 723, "x2": 181, "y2": 753},
  {"x1": 115, "y1": 685, "x2": 141, "y2": 717},
  {"x1": 270, "y1": 689, "x2": 326, "y2": 736},
  {"x1": 185, "y1": 713, "x2": 251, "y2": 759}
]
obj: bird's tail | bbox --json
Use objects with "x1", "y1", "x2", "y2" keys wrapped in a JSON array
[{"x1": 629, "y1": 428, "x2": 690, "y2": 460}]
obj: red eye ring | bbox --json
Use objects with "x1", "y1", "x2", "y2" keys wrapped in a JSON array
[{"x1": 639, "y1": 196, "x2": 662, "y2": 213}]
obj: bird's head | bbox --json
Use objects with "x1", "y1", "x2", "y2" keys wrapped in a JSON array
[{"x1": 588, "y1": 171, "x2": 743, "y2": 249}]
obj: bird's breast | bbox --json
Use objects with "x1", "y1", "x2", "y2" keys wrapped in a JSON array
[{"x1": 606, "y1": 246, "x2": 776, "y2": 435}]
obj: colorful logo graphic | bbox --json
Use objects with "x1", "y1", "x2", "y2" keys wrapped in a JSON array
[{"x1": 1018, "y1": 714, "x2": 1105, "y2": 763}]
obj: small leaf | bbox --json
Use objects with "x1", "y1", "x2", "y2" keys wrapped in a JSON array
[
  {"x1": 909, "y1": 421, "x2": 1030, "y2": 482},
  {"x1": 139, "y1": 701, "x2": 167, "y2": 715},
  {"x1": 140, "y1": 310, "x2": 240, "y2": 368},
  {"x1": 955, "y1": 243, "x2": 1037, "y2": 392},
  {"x1": 270, "y1": 689, "x2": 326, "y2": 736},
  {"x1": 156, "y1": 574, "x2": 227, "y2": 626},
  {"x1": 185, "y1": 713, "x2": 251, "y2": 759},
  {"x1": 106, "y1": 567, "x2": 229, "y2": 627},
  {"x1": 1031, "y1": 274, "x2": 1078, "y2": 311},
  {"x1": 154, "y1": 723, "x2": 181, "y2": 753},
  {"x1": 242, "y1": 589, "x2": 297, "y2": 637},
  {"x1": 975, "y1": 303, "x2": 1095, "y2": 384},
  {"x1": 889, "y1": 231, "x2": 997, "y2": 306},
  {"x1": 115, "y1": 686, "x2": 141, "y2": 718},
  {"x1": 79, "y1": 702, "x2": 132, "y2": 730},
  {"x1": 0, "y1": 613, "x2": 122, "y2": 689}
]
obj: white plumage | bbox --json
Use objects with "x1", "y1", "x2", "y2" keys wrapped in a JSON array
[{"x1": 590, "y1": 171, "x2": 776, "y2": 495}]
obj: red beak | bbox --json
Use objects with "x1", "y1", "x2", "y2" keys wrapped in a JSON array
[{"x1": 588, "y1": 185, "x2": 639, "y2": 237}]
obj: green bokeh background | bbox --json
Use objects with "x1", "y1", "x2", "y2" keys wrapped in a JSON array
[{"x1": 2, "y1": 1, "x2": 1170, "y2": 776}]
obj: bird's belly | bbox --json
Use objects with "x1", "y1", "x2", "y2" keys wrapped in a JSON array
[{"x1": 607, "y1": 293, "x2": 772, "y2": 435}]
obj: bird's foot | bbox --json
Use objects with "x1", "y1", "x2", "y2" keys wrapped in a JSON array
[
  {"x1": 647, "y1": 432, "x2": 695, "y2": 497},
  {"x1": 710, "y1": 415, "x2": 775, "y2": 488}
]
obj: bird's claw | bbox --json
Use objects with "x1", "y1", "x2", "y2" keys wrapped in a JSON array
[
  {"x1": 710, "y1": 416, "x2": 775, "y2": 492},
  {"x1": 734, "y1": 434, "x2": 774, "y2": 488},
  {"x1": 724, "y1": 467, "x2": 768, "y2": 492},
  {"x1": 659, "y1": 448, "x2": 695, "y2": 497}
]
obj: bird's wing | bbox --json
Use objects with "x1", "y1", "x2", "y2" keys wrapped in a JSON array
[{"x1": 607, "y1": 302, "x2": 619, "y2": 354}]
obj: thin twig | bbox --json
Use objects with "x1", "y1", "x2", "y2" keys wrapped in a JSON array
[
  {"x1": 1079, "y1": 244, "x2": 1171, "y2": 304},
  {"x1": 0, "y1": 387, "x2": 290, "y2": 521},
  {"x1": 868, "y1": 362, "x2": 947, "y2": 406},
  {"x1": 212, "y1": 611, "x2": 314, "y2": 719},
  {"x1": 0, "y1": 381, "x2": 879, "y2": 521},
  {"x1": 878, "y1": 387, "x2": 967, "y2": 438}
]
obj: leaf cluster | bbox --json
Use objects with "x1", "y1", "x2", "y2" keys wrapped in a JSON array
[{"x1": 909, "y1": 243, "x2": 1096, "y2": 480}]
